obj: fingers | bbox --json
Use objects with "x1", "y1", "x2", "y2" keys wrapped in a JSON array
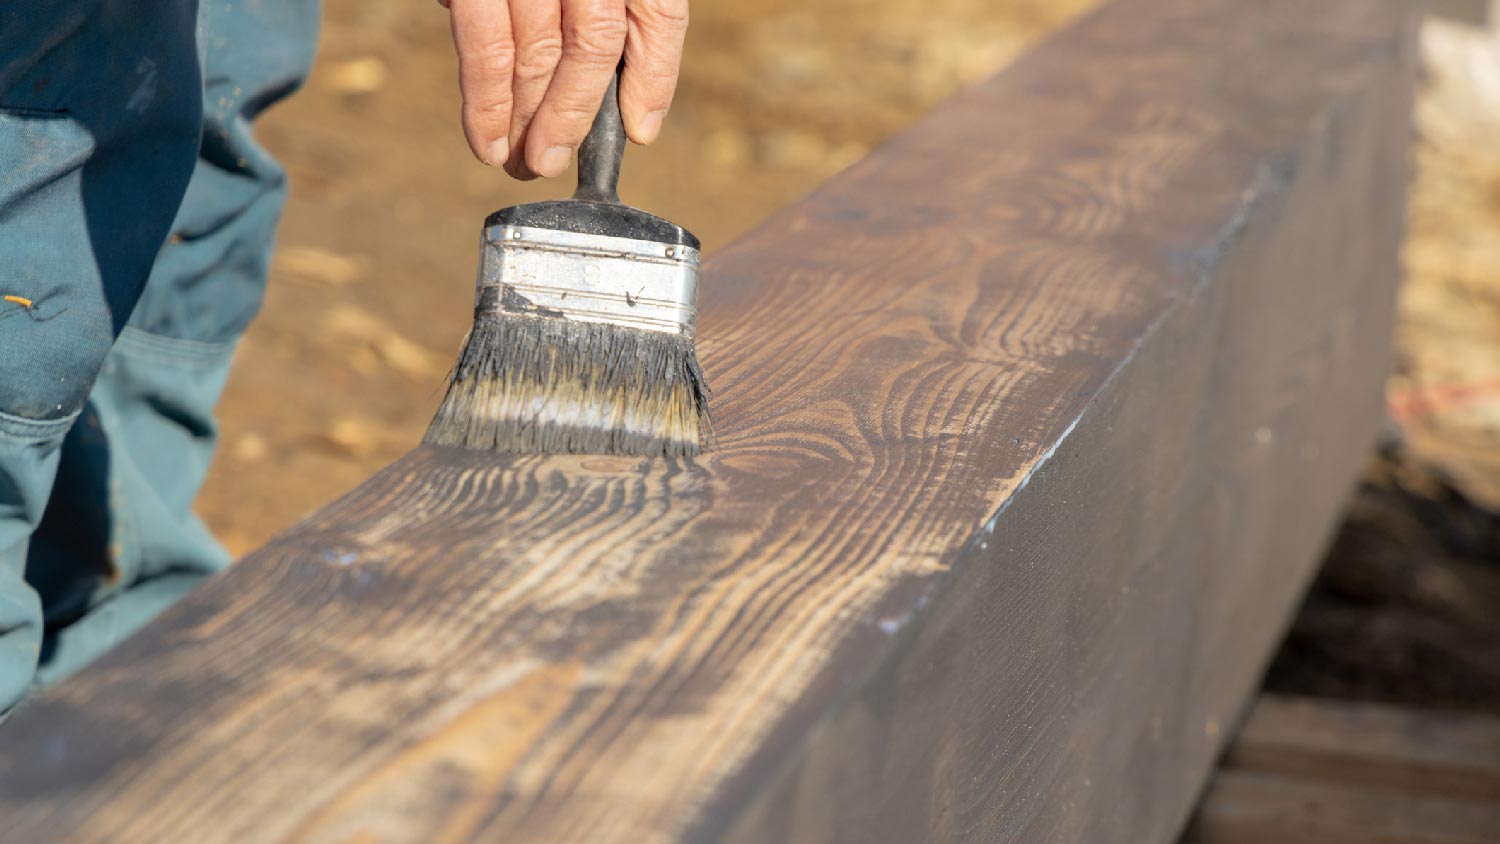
[
  {"x1": 504, "y1": 0, "x2": 565, "y2": 179},
  {"x1": 447, "y1": 0, "x2": 676, "y2": 177},
  {"x1": 620, "y1": 0, "x2": 687, "y2": 145},
  {"x1": 524, "y1": 0, "x2": 627, "y2": 178},
  {"x1": 448, "y1": 0, "x2": 516, "y2": 166}
]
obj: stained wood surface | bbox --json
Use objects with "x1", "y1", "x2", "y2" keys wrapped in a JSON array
[
  {"x1": 0, "y1": 1, "x2": 1417, "y2": 842},
  {"x1": 1186, "y1": 696, "x2": 1500, "y2": 844}
]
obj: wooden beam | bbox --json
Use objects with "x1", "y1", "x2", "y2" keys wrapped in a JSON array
[{"x1": 0, "y1": 0, "x2": 1418, "y2": 841}]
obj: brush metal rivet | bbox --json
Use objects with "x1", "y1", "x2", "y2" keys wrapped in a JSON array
[
  {"x1": 512, "y1": 231, "x2": 523, "y2": 240},
  {"x1": 665, "y1": 247, "x2": 676, "y2": 257}
]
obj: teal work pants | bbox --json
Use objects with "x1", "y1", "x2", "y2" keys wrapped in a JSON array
[{"x1": 0, "y1": 0, "x2": 319, "y2": 711}]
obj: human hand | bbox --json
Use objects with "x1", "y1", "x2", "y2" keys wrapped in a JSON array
[{"x1": 439, "y1": 0, "x2": 688, "y2": 180}]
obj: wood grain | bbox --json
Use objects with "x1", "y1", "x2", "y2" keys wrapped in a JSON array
[{"x1": 0, "y1": 1, "x2": 1418, "y2": 841}]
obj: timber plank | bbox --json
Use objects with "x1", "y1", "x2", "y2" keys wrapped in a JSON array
[
  {"x1": 1228, "y1": 695, "x2": 1500, "y2": 802},
  {"x1": 0, "y1": 0, "x2": 1418, "y2": 842},
  {"x1": 1186, "y1": 770, "x2": 1500, "y2": 844},
  {"x1": 1185, "y1": 696, "x2": 1500, "y2": 844}
]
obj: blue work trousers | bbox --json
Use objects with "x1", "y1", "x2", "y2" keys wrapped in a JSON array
[{"x1": 0, "y1": 0, "x2": 319, "y2": 710}]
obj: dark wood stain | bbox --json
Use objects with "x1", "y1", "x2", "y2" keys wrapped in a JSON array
[{"x1": 0, "y1": 0, "x2": 1417, "y2": 841}]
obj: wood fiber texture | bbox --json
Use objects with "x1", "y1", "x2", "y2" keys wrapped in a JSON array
[{"x1": 0, "y1": 0, "x2": 1417, "y2": 841}]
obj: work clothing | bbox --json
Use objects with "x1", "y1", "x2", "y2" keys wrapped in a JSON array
[{"x1": 0, "y1": 0, "x2": 319, "y2": 711}]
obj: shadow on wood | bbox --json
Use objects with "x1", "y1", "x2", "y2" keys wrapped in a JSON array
[{"x1": 0, "y1": 0, "x2": 1418, "y2": 841}]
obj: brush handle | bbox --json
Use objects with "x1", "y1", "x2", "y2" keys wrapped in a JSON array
[{"x1": 574, "y1": 68, "x2": 626, "y2": 204}]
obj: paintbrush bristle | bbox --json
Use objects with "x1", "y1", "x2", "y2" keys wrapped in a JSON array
[{"x1": 423, "y1": 315, "x2": 711, "y2": 457}]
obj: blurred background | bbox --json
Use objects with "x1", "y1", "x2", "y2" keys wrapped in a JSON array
[{"x1": 204, "y1": 1, "x2": 1500, "y2": 711}]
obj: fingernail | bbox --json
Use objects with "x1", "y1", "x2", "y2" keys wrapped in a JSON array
[
  {"x1": 484, "y1": 138, "x2": 509, "y2": 167},
  {"x1": 536, "y1": 145, "x2": 573, "y2": 178},
  {"x1": 638, "y1": 109, "x2": 667, "y2": 143}
]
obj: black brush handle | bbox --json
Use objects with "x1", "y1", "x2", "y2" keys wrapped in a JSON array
[{"x1": 573, "y1": 68, "x2": 625, "y2": 204}]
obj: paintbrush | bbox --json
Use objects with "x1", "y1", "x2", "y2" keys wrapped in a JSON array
[{"x1": 424, "y1": 71, "x2": 709, "y2": 457}]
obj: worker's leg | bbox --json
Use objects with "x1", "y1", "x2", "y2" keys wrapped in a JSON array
[
  {"x1": 24, "y1": 0, "x2": 322, "y2": 687},
  {"x1": 23, "y1": 0, "x2": 324, "y2": 689},
  {"x1": 0, "y1": 3, "x2": 206, "y2": 710}
]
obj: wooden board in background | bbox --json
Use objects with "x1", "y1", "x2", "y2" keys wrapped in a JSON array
[
  {"x1": 0, "y1": 1, "x2": 1419, "y2": 841},
  {"x1": 1186, "y1": 696, "x2": 1500, "y2": 844},
  {"x1": 1229, "y1": 695, "x2": 1500, "y2": 802},
  {"x1": 1188, "y1": 771, "x2": 1500, "y2": 844}
]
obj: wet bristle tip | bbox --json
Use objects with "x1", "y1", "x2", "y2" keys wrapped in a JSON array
[{"x1": 423, "y1": 315, "x2": 711, "y2": 457}]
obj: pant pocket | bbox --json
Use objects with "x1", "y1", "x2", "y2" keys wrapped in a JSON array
[{"x1": 0, "y1": 108, "x2": 107, "y2": 422}]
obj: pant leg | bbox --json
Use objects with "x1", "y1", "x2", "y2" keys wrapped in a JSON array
[
  {"x1": 24, "y1": 0, "x2": 322, "y2": 687},
  {"x1": 0, "y1": 1, "x2": 204, "y2": 711}
]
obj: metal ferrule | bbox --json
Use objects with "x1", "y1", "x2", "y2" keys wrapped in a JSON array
[{"x1": 475, "y1": 224, "x2": 701, "y2": 338}]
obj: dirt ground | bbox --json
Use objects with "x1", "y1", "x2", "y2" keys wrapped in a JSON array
[
  {"x1": 201, "y1": 2, "x2": 1500, "y2": 712},
  {"x1": 198, "y1": 0, "x2": 1097, "y2": 554}
]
